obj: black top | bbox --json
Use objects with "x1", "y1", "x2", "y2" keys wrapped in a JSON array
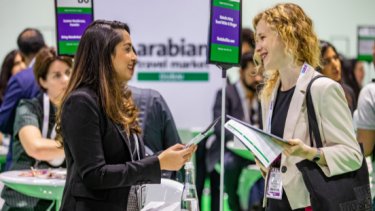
[{"x1": 271, "y1": 86, "x2": 296, "y2": 138}]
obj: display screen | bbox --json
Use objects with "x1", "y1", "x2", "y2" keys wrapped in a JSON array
[
  {"x1": 55, "y1": 0, "x2": 94, "y2": 56},
  {"x1": 357, "y1": 26, "x2": 375, "y2": 62},
  {"x1": 207, "y1": 0, "x2": 241, "y2": 65}
]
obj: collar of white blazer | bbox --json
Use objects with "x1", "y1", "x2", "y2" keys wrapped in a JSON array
[{"x1": 266, "y1": 63, "x2": 320, "y2": 140}]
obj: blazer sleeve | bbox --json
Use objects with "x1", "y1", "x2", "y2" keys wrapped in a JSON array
[
  {"x1": 313, "y1": 80, "x2": 363, "y2": 177},
  {"x1": 0, "y1": 77, "x2": 23, "y2": 134},
  {"x1": 62, "y1": 92, "x2": 161, "y2": 189}
]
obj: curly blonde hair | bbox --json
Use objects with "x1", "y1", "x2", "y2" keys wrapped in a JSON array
[{"x1": 253, "y1": 3, "x2": 320, "y2": 101}]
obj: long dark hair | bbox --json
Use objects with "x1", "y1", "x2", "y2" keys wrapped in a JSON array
[
  {"x1": 0, "y1": 50, "x2": 19, "y2": 104},
  {"x1": 342, "y1": 58, "x2": 362, "y2": 102},
  {"x1": 56, "y1": 20, "x2": 141, "y2": 146},
  {"x1": 318, "y1": 40, "x2": 343, "y2": 75}
]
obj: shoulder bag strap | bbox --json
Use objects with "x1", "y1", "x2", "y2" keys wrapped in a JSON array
[{"x1": 306, "y1": 75, "x2": 326, "y2": 148}]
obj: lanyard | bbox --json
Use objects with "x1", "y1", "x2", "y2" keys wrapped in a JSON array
[
  {"x1": 266, "y1": 63, "x2": 309, "y2": 133},
  {"x1": 128, "y1": 133, "x2": 140, "y2": 162},
  {"x1": 42, "y1": 93, "x2": 56, "y2": 139}
]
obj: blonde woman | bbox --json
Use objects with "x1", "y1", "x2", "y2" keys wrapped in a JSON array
[{"x1": 253, "y1": 3, "x2": 362, "y2": 210}]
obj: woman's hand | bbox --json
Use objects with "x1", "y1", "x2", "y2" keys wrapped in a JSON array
[
  {"x1": 254, "y1": 157, "x2": 268, "y2": 177},
  {"x1": 284, "y1": 138, "x2": 318, "y2": 161},
  {"x1": 158, "y1": 144, "x2": 197, "y2": 171}
]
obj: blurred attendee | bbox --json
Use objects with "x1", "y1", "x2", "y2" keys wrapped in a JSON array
[
  {"x1": 129, "y1": 87, "x2": 180, "y2": 154},
  {"x1": 210, "y1": 51, "x2": 263, "y2": 211},
  {"x1": 242, "y1": 28, "x2": 256, "y2": 54},
  {"x1": 228, "y1": 28, "x2": 256, "y2": 83},
  {"x1": 129, "y1": 86, "x2": 181, "y2": 179},
  {"x1": 0, "y1": 50, "x2": 26, "y2": 146},
  {"x1": 126, "y1": 46, "x2": 181, "y2": 179},
  {"x1": 0, "y1": 28, "x2": 45, "y2": 170},
  {"x1": 1, "y1": 48, "x2": 70, "y2": 210},
  {"x1": 342, "y1": 58, "x2": 364, "y2": 105},
  {"x1": 319, "y1": 40, "x2": 356, "y2": 113},
  {"x1": 356, "y1": 40, "x2": 375, "y2": 208},
  {"x1": 0, "y1": 50, "x2": 26, "y2": 104},
  {"x1": 354, "y1": 60, "x2": 365, "y2": 87}
]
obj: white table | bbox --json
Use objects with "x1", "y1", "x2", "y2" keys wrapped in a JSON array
[
  {"x1": 0, "y1": 169, "x2": 65, "y2": 211},
  {"x1": 142, "y1": 178, "x2": 183, "y2": 210},
  {"x1": 0, "y1": 171, "x2": 183, "y2": 211}
]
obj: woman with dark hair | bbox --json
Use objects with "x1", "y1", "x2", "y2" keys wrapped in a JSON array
[
  {"x1": 342, "y1": 58, "x2": 364, "y2": 105},
  {"x1": 319, "y1": 40, "x2": 356, "y2": 112},
  {"x1": 56, "y1": 20, "x2": 195, "y2": 211},
  {"x1": 0, "y1": 50, "x2": 26, "y2": 154},
  {"x1": 0, "y1": 50, "x2": 26, "y2": 104},
  {"x1": 1, "y1": 47, "x2": 71, "y2": 210}
]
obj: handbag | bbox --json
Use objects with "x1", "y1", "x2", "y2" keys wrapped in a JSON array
[{"x1": 296, "y1": 75, "x2": 372, "y2": 211}]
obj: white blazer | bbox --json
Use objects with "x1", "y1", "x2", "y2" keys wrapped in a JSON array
[{"x1": 261, "y1": 63, "x2": 363, "y2": 209}]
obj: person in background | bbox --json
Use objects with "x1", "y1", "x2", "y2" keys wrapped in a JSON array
[
  {"x1": 227, "y1": 28, "x2": 256, "y2": 84},
  {"x1": 127, "y1": 48, "x2": 181, "y2": 179},
  {"x1": 212, "y1": 51, "x2": 263, "y2": 211},
  {"x1": 57, "y1": 20, "x2": 196, "y2": 211},
  {"x1": 0, "y1": 28, "x2": 45, "y2": 170},
  {"x1": 242, "y1": 28, "x2": 256, "y2": 55},
  {"x1": 196, "y1": 28, "x2": 257, "y2": 211},
  {"x1": 319, "y1": 40, "x2": 356, "y2": 113},
  {"x1": 129, "y1": 86, "x2": 182, "y2": 179},
  {"x1": 1, "y1": 48, "x2": 69, "y2": 210},
  {"x1": 356, "y1": 40, "x2": 375, "y2": 210},
  {"x1": 254, "y1": 3, "x2": 362, "y2": 210},
  {"x1": 342, "y1": 58, "x2": 365, "y2": 105},
  {"x1": 0, "y1": 50, "x2": 27, "y2": 146},
  {"x1": 0, "y1": 50, "x2": 26, "y2": 105},
  {"x1": 353, "y1": 60, "x2": 365, "y2": 87}
]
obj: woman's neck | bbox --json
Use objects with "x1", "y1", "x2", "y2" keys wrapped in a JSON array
[
  {"x1": 278, "y1": 64, "x2": 302, "y2": 91},
  {"x1": 49, "y1": 97, "x2": 58, "y2": 106}
]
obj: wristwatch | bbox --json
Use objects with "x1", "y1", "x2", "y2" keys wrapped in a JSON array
[{"x1": 312, "y1": 148, "x2": 321, "y2": 162}]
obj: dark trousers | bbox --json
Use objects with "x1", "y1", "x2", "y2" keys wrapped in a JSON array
[
  {"x1": 224, "y1": 151, "x2": 253, "y2": 211},
  {"x1": 196, "y1": 139, "x2": 220, "y2": 211},
  {"x1": 248, "y1": 178, "x2": 265, "y2": 211},
  {"x1": 266, "y1": 189, "x2": 305, "y2": 211}
]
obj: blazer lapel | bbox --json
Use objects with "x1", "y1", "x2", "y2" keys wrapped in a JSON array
[
  {"x1": 114, "y1": 123, "x2": 132, "y2": 154},
  {"x1": 283, "y1": 64, "x2": 317, "y2": 139}
]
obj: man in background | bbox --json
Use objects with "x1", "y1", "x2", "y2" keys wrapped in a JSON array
[
  {"x1": 0, "y1": 28, "x2": 45, "y2": 169},
  {"x1": 356, "y1": 40, "x2": 375, "y2": 208}
]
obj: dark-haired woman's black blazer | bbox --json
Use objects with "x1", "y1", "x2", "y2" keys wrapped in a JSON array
[{"x1": 60, "y1": 87, "x2": 161, "y2": 211}]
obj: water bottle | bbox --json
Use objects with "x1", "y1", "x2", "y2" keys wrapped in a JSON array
[{"x1": 181, "y1": 161, "x2": 199, "y2": 211}]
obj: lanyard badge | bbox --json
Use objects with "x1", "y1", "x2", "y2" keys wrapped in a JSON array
[{"x1": 266, "y1": 167, "x2": 283, "y2": 200}]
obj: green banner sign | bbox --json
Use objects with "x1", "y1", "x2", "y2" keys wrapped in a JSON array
[{"x1": 137, "y1": 72, "x2": 209, "y2": 81}]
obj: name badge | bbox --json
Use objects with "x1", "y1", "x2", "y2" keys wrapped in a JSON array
[{"x1": 266, "y1": 167, "x2": 283, "y2": 200}]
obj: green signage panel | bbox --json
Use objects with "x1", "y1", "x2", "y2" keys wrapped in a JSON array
[{"x1": 138, "y1": 72, "x2": 209, "y2": 81}]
